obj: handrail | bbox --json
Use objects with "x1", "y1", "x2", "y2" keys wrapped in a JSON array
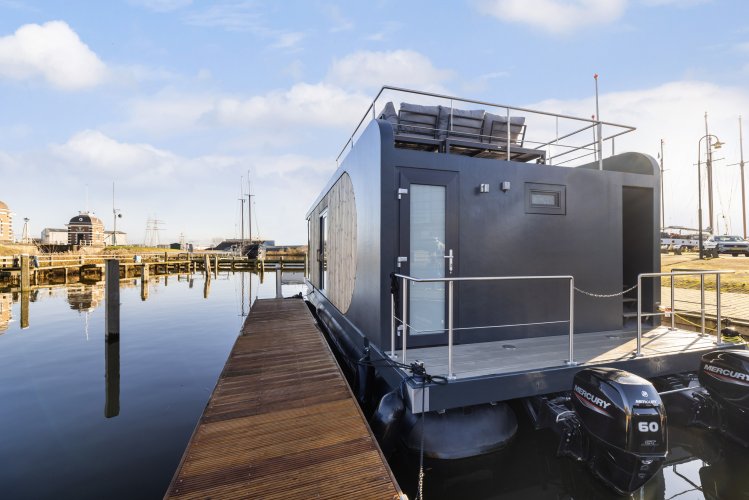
[
  {"x1": 391, "y1": 273, "x2": 575, "y2": 379},
  {"x1": 636, "y1": 270, "x2": 734, "y2": 356},
  {"x1": 337, "y1": 85, "x2": 637, "y2": 167}
]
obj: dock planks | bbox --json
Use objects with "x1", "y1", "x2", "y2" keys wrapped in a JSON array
[{"x1": 165, "y1": 298, "x2": 403, "y2": 500}]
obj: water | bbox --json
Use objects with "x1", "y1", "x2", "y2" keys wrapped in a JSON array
[
  {"x1": 1, "y1": 271, "x2": 747, "y2": 499},
  {"x1": 0, "y1": 271, "x2": 302, "y2": 500},
  {"x1": 389, "y1": 412, "x2": 749, "y2": 500}
]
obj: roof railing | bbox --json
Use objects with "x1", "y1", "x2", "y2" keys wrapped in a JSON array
[{"x1": 336, "y1": 85, "x2": 636, "y2": 169}]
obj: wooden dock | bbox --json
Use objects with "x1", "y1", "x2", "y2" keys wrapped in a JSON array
[{"x1": 165, "y1": 298, "x2": 403, "y2": 500}]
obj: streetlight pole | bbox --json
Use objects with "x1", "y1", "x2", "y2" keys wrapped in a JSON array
[{"x1": 697, "y1": 133, "x2": 724, "y2": 259}]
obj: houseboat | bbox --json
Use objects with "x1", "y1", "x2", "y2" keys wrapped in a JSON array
[{"x1": 305, "y1": 87, "x2": 749, "y2": 494}]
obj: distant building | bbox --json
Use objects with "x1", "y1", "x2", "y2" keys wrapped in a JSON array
[
  {"x1": 0, "y1": 200, "x2": 12, "y2": 243},
  {"x1": 41, "y1": 228, "x2": 69, "y2": 245},
  {"x1": 104, "y1": 231, "x2": 128, "y2": 246},
  {"x1": 67, "y1": 212, "x2": 105, "y2": 247}
]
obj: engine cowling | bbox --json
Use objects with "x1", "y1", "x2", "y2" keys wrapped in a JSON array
[
  {"x1": 699, "y1": 349, "x2": 749, "y2": 446},
  {"x1": 572, "y1": 367, "x2": 667, "y2": 494}
]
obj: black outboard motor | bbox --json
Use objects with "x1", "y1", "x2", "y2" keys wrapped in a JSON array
[
  {"x1": 572, "y1": 368, "x2": 668, "y2": 494},
  {"x1": 698, "y1": 349, "x2": 749, "y2": 446}
]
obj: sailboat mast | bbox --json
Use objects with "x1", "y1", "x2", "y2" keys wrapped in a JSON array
[{"x1": 740, "y1": 115, "x2": 746, "y2": 239}]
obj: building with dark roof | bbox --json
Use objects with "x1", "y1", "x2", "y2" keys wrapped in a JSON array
[
  {"x1": 0, "y1": 200, "x2": 12, "y2": 243},
  {"x1": 67, "y1": 212, "x2": 105, "y2": 247}
]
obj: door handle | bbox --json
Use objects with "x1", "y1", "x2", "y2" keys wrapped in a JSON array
[{"x1": 444, "y1": 249, "x2": 453, "y2": 275}]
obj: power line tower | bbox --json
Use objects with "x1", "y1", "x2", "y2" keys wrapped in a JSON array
[{"x1": 144, "y1": 217, "x2": 165, "y2": 247}]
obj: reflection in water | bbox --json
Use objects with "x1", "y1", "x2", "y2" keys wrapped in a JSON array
[
  {"x1": 105, "y1": 336, "x2": 120, "y2": 418},
  {"x1": 390, "y1": 408, "x2": 749, "y2": 500},
  {"x1": 0, "y1": 292, "x2": 11, "y2": 333},
  {"x1": 20, "y1": 291, "x2": 29, "y2": 329},
  {"x1": 68, "y1": 283, "x2": 105, "y2": 312}
]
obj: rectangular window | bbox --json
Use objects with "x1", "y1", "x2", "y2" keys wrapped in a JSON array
[
  {"x1": 525, "y1": 183, "x2": 566, "y2": 215},
  {"x1": 319, "y1": 210, "x2": 328, "y2": 290},
  {"x1": 409, "y1": 184, "x2": 446, "y2": 334}
]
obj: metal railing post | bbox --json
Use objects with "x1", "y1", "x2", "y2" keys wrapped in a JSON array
[
  {"x1": 716, "y1": 273, "x2": 722, "y2": 345},
  {"x1": 566, "y1": 277, "x2": 576, "y2": 365},
  {"x1": 390, "y1": 291, "x2": 396, "y2": 358},
  {"x1": 700, "y1": 274, "x2": 706, "y2": 335},
  {"x1": 506, "y1": 107, "x2": 511, "y2": 161},
  {"x1": 670, "y1": 274, "x2": 675, "y2": 330},
  {"x1": 402, "y1": 276, "x2": 408, "y2": 365},
  {"x1": 636, "y1": 274, "x2": 643, "y2": 357},
  {"x1": 448, "y1": 280, "x2": 455, "y2": 379}
]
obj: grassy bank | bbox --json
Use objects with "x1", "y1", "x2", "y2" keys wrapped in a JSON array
[{"x1": 661, "y1": 253, "x2": 749, "y2": 293}]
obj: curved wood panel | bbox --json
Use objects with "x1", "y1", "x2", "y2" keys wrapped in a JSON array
[{"x1": 308, "y1": 172, "x2": 357, "y2": 313}]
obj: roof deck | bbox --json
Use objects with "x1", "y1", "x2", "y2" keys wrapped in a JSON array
[{"x1": 337, "y1": 86, "x2": 636, "y2": 168}]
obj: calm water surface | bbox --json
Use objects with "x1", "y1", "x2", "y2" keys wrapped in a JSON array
[
  {"x1": 2, "y1": 272, "x2": 748, "y2": 499},
  {"x1": 0, "y1": 271, "x2": 302, "y2": 499}
]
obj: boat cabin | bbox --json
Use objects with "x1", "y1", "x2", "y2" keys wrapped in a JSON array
[{"x1": 306, "y1": 87, "x2": 728, "y2": 414}]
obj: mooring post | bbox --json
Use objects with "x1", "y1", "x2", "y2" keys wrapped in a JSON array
[
  {"x1": 20, "y1": 254, "x2": 30, "y2": 291},
  {"x1": 275, "y1": 265, "x2": 282, "y2": 299},
  {"x1": 105, "y1": 259, "x2": 120, "y2": 338},
  {"x1": 213, "y1": 255, "x2": 219, "y2": 278},
  {"x1": 141, "y1": 264, "x2": 149, "y2": 301},
  {"x1": 105, "y1": 334, "x2": 120, "y2": 418},
  {"x1": 203, "y1": 254, "x2": 211, "y2": 275}
]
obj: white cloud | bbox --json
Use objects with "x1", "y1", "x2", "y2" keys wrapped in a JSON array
[
  {"x1": 0, "y1": 21, "x2": 107, "y2": 90},
  {"x1": 52, "y1": 130, "x2": 179, "y2": 178},
  {"x1": 271, "y1": 32, "x2": 305, "y2": 50},
  {"x1": 129, "y1": 0, "x2": 192, "y2": 12},
  {"x1": 527, "y1": 81, "x2": 749, "y2": 233},
  {"x1": 641, "y1": 0, "x2": 708, "y2": 6},
  {"x1": 211, "y1": 83, "x2": 370, "y2": 127},
  {"x1": 476, "y1": 0, "x2": 628, "y2": 35},
  {"x1": 327, "y1": 50, "x2": 452, "y2": 92},
  {"x1": 324, "y1": 5, "x2": 354, "y2": 33},
  {"x1": 122, "y1": 90, "x2": 216, "y2": 135}
]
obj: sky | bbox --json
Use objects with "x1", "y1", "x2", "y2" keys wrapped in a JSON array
[{"x1": 1, "y1": 0, "x2": 749, "y2": 245}]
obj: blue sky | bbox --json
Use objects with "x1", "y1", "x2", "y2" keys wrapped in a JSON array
[{"x1": 1, "y1": 0, "x2": 748, "y2": 244}]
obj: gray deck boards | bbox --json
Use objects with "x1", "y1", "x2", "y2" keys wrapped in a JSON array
[{"x1": 399, "y1": 326, "x2": 727, "y2": 379}]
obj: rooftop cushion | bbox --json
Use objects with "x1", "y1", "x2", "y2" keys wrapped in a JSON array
[
  {"x1": 398, "y1": 102, "x2": 441, "y2": 137},
  {"x1": 482, "y1": 113, "x2": 526, "y2": 145},
  {"x1": 441, "y1": 107, "x2": 485, "y2": 142},
  {"x1": 378, "y1": 101, "x2": 399, "y2": 128}
]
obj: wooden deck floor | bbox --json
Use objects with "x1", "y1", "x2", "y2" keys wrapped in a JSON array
[
  {"x1": 165, "y1": 298, "x2": 402, "y2": 500},
  {"x1": 401, "y1": 326, "x2": 733, "y2": 380}
]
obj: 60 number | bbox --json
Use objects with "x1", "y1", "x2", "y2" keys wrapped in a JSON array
[{"x1": 638, "y1": 422, "x2": 659, "y2": 432}]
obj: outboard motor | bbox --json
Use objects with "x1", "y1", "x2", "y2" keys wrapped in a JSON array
[
  {"x1": 530, "y1": 367, "x2": 668, "y2": 495},
  {"x1": 698, "y1": 349, "x2": 749, "y2": 446},
  {"x1": 572, "y1": 368, "x2": 668, "y2": 494}
]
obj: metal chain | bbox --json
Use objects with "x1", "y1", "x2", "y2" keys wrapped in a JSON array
[{"x1": 574, "y1": 283, "x2": 638, "y2": 298}]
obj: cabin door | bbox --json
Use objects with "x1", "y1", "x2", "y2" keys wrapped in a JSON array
[{"x1": 398, "y1": 168, "x2": 459, "y2": 348}]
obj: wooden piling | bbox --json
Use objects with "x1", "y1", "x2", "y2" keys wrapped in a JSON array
[
  {"x1": 275, "y1": 266, "x2": 282, "y2": 299},
  {"x1": 141, "y1": 264, "x2": 149, "y2": 301},
  {"x1": 20, "y1": 255, "x2": 30, "y2": 291},
  {"x1": 105, "y1": 259, "x2": 120, "y2": 338}
]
